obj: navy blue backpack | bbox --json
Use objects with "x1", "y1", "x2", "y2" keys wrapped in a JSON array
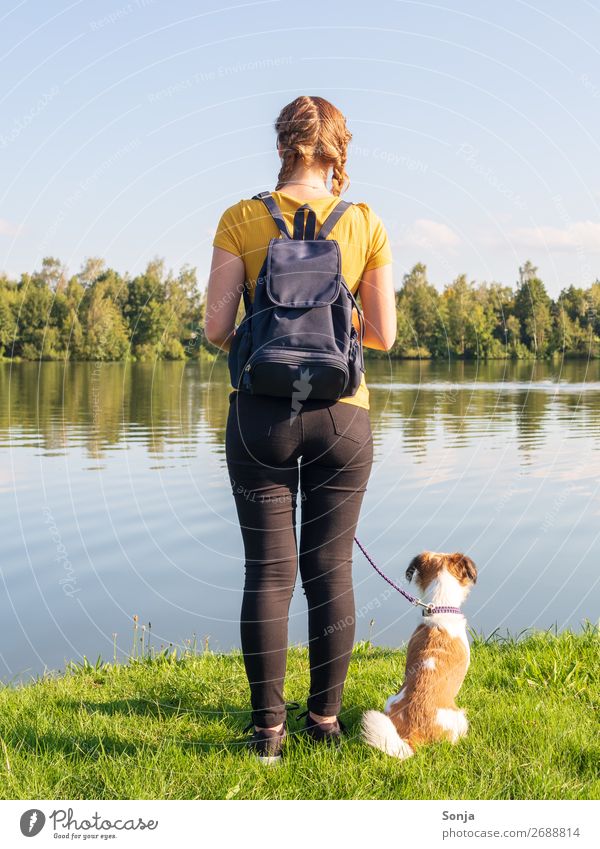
[{"x1": 228, "y1": 191, "x2": 365, "y2": 401}]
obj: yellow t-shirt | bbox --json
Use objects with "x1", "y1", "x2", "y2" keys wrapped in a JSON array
[{"x1": 212, "y1": 190, "x2": 392, "y2": 411}]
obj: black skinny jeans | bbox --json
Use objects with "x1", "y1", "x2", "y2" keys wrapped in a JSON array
[{"x1": 225, "y1": 389, "x2": 374, "y2": 728}]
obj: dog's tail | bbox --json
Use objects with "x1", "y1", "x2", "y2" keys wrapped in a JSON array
[{"x1": 361, "y1": 710, "x2": 414, "y2": 760}]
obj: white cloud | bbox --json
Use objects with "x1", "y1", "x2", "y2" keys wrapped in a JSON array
[
  {"x1": 510, "y1": 220, "x2": 600, "y2": 252},
  {"x1": 396, "y1": 219, "x2": 461, "y2": 250}
]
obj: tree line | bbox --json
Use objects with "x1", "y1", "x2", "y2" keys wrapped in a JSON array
[{"x1": 1, "y1": 257, "x2": 599, "y2": 361}]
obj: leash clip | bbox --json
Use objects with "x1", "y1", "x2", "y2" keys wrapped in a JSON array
[{"x1": 414, "y1": 598, "x2": 434, "y2": 615}]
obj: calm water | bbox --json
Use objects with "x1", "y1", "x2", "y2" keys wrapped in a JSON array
[{"x1": 1, "y1": 359, "x2": 599, "y2": 683}]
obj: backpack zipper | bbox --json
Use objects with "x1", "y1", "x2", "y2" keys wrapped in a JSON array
[
  {"x1": 245, "y1": 348, "x2": 349, "y2": 371},
  {"x1": 243, "y1": 348, "x2": 349, "y2": 384}
]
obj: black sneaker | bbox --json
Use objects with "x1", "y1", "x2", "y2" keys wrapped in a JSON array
[
  {"x1": 297, "y1": 710, "x2": 347, "y2": 747},
  {"x1": 242, "y1": 722, "x2": 286, "y2": 764},
  {"x1": 241, "y1": 703, "x2": 299, "y2": 764}
]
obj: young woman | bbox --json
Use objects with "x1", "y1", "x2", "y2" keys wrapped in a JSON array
[{"x1": 205, "y1": 95, "x2": 396, "y2": 761}]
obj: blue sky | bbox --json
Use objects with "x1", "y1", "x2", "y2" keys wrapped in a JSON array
[{"x1": 1, "y1": 0, "x2": 599, "y2": 296}]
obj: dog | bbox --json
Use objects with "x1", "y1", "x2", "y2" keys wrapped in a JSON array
[{"x1": 361, "y1": 551, "x2": 477, "y2": 759}]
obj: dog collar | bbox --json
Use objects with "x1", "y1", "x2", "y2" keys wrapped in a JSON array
[{"x1": 422, "y1": 604, "x2": 463, "y2": 616}]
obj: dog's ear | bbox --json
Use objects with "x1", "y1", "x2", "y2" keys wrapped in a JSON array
[
  {"x1": 455, "y1": 553, "x2": 477, "y2": 584},
  {"x1": 406, "y1": 554, "x2": 424, "y2": 583}
]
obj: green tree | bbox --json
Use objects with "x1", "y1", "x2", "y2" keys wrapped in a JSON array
[
  {"x1": 33, "y1": 257, "x2": 68, "y2": 294},
  {"x1": 54, "y1": 277, "x2": 85, "y2": 359},
  {"x1": 125, "y1": 258, "x2": 168, "y2": 355},
  {"x1": 443, "y1": 274, "x2": 474, "y2": 355},
  {"x1": 397, "y1": 264, "x2": 444, "y2": 356},
  {"x1": 83, "y1": 292, "x2": 130, "y2": 360},
  {"x1": 466, "y1": 287, "x2": 499, "y2": 357},
  {"x1": 15, "y1": 281, "x2": 56, "y2": 359},
  {"x1": 0, "y1": 288, "x2": 15, "y2": 356},
  {"x1": 551, "y1": 302, "x2": 591, "y2": 355},
  {"x1": 514, "y1": 262, "x2": 552, "y2": 356},
  {"x1": 77, "y1": 257, "x2": 107, "y2": 289}
]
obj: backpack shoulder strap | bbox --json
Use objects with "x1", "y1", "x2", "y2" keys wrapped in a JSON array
[
  {"x1": 316, "y1": 199, "x2": 352, "y2": 240},
  {"x1": 252, "y1": 191, "x2": 291, "y2": 239}
]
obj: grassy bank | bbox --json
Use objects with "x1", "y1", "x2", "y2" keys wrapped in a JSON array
[{"x1": 0, "y1": 627, "x2": 598, "y2": 800}]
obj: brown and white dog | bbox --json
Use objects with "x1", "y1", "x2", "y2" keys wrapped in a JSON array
[{"x1": 361, "y1": 551, "x2": 477, "y2": 759}]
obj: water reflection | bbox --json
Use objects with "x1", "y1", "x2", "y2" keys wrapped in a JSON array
[
  {"x1": 0, "y1": 359, "x2": 598, "y2": 682},
  {"x1": 2, "y1": 360, "x2": 599, "y2": 463}
]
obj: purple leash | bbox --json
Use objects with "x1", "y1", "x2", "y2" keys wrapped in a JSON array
[{"x1": 353, "y1": 536, "x2": 462, "y2": 616}]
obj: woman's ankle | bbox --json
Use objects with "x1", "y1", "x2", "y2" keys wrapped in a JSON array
[
  {"x1": 255, "y1": 722, "x2": 284, "y2": 733},
  {"x1": 308, "y1": 711, "x2": 337, "y2": 725}
]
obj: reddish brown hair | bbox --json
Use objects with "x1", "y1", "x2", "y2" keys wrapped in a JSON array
[{"x1": 274, "y1": 96, "x2": 352, "y2": 196}]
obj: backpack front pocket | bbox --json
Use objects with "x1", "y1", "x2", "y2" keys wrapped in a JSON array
[{"x1": 242, "y1": 348, "x2": 349, "y2": 400}]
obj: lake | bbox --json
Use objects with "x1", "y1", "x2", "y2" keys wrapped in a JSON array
[{"x1": 1, "y1": 359, "x2": 599, "y2": 683}]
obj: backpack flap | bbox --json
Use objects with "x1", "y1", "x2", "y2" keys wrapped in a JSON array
[{"x1": 266, "y1": 239, "x2": 341, "y2": 308}]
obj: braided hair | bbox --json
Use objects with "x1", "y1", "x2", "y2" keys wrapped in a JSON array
[{"x1": 274, "y1": 96, "x2": 352, "y2": 196}]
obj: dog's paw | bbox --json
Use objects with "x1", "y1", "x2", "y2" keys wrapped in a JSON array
[{"x1": 436, "y1": 708, "x2": 468, "y2": 743}]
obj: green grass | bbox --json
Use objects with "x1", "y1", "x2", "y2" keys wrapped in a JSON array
[{"x1": 0, "y1": 626, "x2": 598, "y2": 800}]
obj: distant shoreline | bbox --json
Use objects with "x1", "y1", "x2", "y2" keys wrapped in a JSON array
[{"x1": 2, "y1": 258, "x2": 599, "y2": 362}]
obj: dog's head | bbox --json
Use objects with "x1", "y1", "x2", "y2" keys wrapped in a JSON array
[{"x1": 406, "y1": 551, "x2": 477, "y2": 594}]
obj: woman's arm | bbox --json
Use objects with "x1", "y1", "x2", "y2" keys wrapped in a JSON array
[
  {"x1": 203, "y1": 247, "x2": 246, "y2": 352},
  {"x1": 355, "y1": 263, "x2": 396, "y2": 351}
]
